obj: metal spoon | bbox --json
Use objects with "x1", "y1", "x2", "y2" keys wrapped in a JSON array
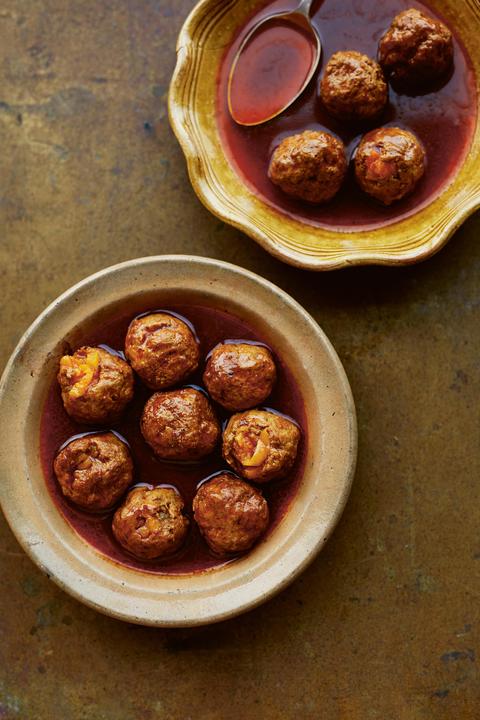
[{"x1": 228, "y1": 0, "x2": 321, "y2": 126}]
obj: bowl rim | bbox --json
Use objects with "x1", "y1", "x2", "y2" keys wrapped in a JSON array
[
  {"x1": 0, "y1": 255, "x2": 357, "y2": 626},
  {"x1": 168, "y1": 0, "x2": 480, "y2": 271}
]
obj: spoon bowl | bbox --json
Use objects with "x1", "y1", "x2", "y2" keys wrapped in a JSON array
[{"x1": 228, "y1": 0, "x2": 321, "y2": 126}]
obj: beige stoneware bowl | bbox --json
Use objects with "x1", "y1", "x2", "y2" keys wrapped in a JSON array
[
  {"x1": 0, "y1": 256, "x2": 356, "y2": 626},
  {"x1": 169, "y1": 0, "x2": 480, "y2": 271}
]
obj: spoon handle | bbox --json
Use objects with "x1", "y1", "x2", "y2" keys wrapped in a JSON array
[{"x1": 296, "y1": 0, "x2": 316, "y2": 17}]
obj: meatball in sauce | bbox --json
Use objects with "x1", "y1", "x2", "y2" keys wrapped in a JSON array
[
  {"x1": 355, "y1": 127, "x2": 426, "y2": 205},
  {"x1": 218, "y1": 0, "x2": 475, "y2": 230},
  {"x1": 113, "y1": 486, "x2": 189, "y2": 560},
  {"x1": 203, "y1": 342, "x2": 276, "y2": 411},
  {"x1": 320, "y1": 51, "x2": 388, "y2": 122},
  {"x1": 268, "y1": 130, "x2": 347, "y2": 203},
  {"x1": 58, "y1": 346, "x2": 134, "y2": 425},
  {"x1": 223, "y1": 409, "x2": 300, "y2": 483},
  {"x1": 141, "y1": 387, "x2": 220, "y2": 461},
  {"x1": 41, "y1": 303, "x2": 306, "y2": 574},
  {"x1": 125, "y1": 312, "x2": 199, "y2": 390},
  {"x1": 54, "y1": 432, "x2": 133, "y2": 511},
  {"x1": 193, "y1": 474, "x2": 269, "y2": 556},
  {"x1": 378, "y1": 8, "x2": 454, "y2": 90}
]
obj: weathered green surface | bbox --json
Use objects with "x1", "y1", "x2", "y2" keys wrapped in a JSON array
[{"x1": 0, "y1": 1, "x2": 479, "y2": 717}]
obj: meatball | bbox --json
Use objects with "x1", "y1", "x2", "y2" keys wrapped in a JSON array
[
  {"x1": 320, "y1": 51, "x2": 388, "y2": 121},
  {"x1": 112, "y1": 486, "x2": 189, "y2": 560},
  {"x1": 141, "y1": 387, "x2": 220, "y2": 461},
  {"x1": 125, "y1": 312, "x2": 199, "y2": 390},
  {"x1": 58, "y1": 346, "x2": 134, "y2": 424},
  {"x1": 378, "y1": 8, "x2": 454, "y2": 88},
  {"x1": 354, "y1": 126, "x2": 426, "y2": 205},
  {"x1": 203, "y1": 342, "x2": 276, "y2": 412},
  {"x1": 53, "y1": 432, "x2": 133, "y2": 511},
  {"x1": 193, "y1": 474, "x2": 269, "y2": 555},
  {"x1": 268, "y1": 130, "x2": 347, "y2": 203},
  {"x1": 223, "y1": 409, "x2": 300, "y2": 483}
]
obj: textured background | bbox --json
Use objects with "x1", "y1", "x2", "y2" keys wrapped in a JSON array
[{"x1": 1, "y1": 0, "x2": 479, "y2": 717}]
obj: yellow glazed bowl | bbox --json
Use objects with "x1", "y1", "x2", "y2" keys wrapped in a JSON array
[{"x1": 169, "y1": 0, "x2": 480, "y2": 271}]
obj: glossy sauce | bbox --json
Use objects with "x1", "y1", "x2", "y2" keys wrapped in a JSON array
[
  {"x1": 40, "y1": 304, "x2": 307, "y2": 575},
  {"x1": 229, "y1": 19, "x2": 316, "y2": 125},
  {"x1": 218, "y1": 0, "x2": 477, "y2": 230}
]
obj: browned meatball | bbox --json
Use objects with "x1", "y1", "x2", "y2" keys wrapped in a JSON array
[
  {"x1": 203, "y1": 342, "x2": 276, "y2": 412},
  {"x1": 354, "y1": 127, "x2": 426, "y2": 205},
  {"x1": 268, "y1": 130, "x2": 347, "y2": 203},
  {"x1": 193, "y1": 474, "x2": 269, "y2": 555},
  {"x1": 320, "y1": 51, "x2": 388, "y2": 121},
  {"x1": 53, "y1": 432, "x2": 133, "y2": 511},
  {"x1": 378, "y1": 8, "x2": 454, "y2": 88},
  {"x1": 112, "y1": 486, "x2": 189, "y2": 560},
  {"x1": 125, "y1": 313, "x2": 199, "y2": 390},
  {"x1": 58, "y1": 346, "x2": 134, "y2": 424},
  {"x1": 223, "y1": 409, "x2": 300, "y2": 483},
  {"x1": 141, "y1": 387, "x2": 220, "y2": 461}
]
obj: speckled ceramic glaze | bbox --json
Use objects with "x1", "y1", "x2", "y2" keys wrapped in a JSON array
[
  {"x1": 0, "y1": 256, "x2": 356, "y2": 627},
  {"x1": 168, "y1": 0, "x2": 480, "y2": 270}
]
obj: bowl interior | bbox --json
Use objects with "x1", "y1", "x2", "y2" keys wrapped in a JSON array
[
  {"x1": 0, "y1": 256, "x2": 356, "y2": 626},
  {"x1": 169, "y1": 0, "x2": 480, "y2": 269}
]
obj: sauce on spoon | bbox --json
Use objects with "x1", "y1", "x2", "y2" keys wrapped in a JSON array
[{"x1": 228, "y1": 18, "x2": 316, "y2": 125}]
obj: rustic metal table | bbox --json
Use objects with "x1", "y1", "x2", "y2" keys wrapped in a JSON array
[{"x1": 0, "y1": 1, "x2": 479, "y2": 717}]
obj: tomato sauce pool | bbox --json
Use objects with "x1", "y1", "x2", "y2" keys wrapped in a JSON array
[
  {"x1": 217, "y1": 0, "x2": 478, "y2": 230},
  {"x1": 40, "y1": 305, "x2": 307, "y2": 575}
]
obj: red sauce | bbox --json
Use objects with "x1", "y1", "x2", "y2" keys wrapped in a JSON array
[
  {"x1": 229, "y1": 19, "x2": 316, "y2": 125},
  {"x1": 218, "y1": 0, "x2": 478, "y2": 230},
  {"x1": 39, "y1": 304, "x2": 307, "y2": 575}
]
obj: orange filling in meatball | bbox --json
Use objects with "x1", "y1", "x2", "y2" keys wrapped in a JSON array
[
  {"x1": 60, "y1": 349, "x2": 100, "y2": 398},
  {"x1": 138, "y1": 515, "x2": 161, "y2": 537},
  {"x1": 234, "y1": 427, "x2": 270, "y2": 467},
  {"x1": 365, "y1": 151, "x2": 396, "y2": 181},
  {"x1": 73, "y1": 451, "x2": 94, "y2": 471}
]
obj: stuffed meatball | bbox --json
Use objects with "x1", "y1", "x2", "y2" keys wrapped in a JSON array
[
  {"x1": 320, "y1": 51, "x2": 388, "y2": 121},
  {"x1": 378, "y1": 8, "x2": 454, "y2": 89},
  {"x1": 141, "y1": 387, "x2": 220, "y2": 461},
  {"x1": 58, "y1": 346, "x2": 134, "y2": 424},
  {"x1": 268, "y1": 130, "x2": 347, "y2": 203},
  {"x1": 53, "y1": 432, "x2": 133, "y2": 511},
  {"x1": 223, "y1": 409, "x2": 300, "y2": 483},
  {"x1": 193, "y1": 474, "x2": 269, "y2": 555},
  {"x1": 125, "y1": 312, "x2": 199, "y2": 390},
  {"x1": 112, "y1": 486, "x2": 189, "y2": 560},
  {"x1": 203, "y1": 342, "x2": 276, "y2": 412},
  {"x1": 354, "y1": 127, "x2": 426, "y2": 205}
]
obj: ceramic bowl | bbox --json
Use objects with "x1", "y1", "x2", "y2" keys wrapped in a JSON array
[
  {"x1": 0, "y1": 256, "x2": 356, "y2": 627},
  {"x1": 169, "y1": 0, "x2": 480, "y2": 271}
]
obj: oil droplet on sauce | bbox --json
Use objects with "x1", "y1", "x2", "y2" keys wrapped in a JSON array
[{"x1": 229, "y1": 19, "x2": 316, "y2": 125}]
